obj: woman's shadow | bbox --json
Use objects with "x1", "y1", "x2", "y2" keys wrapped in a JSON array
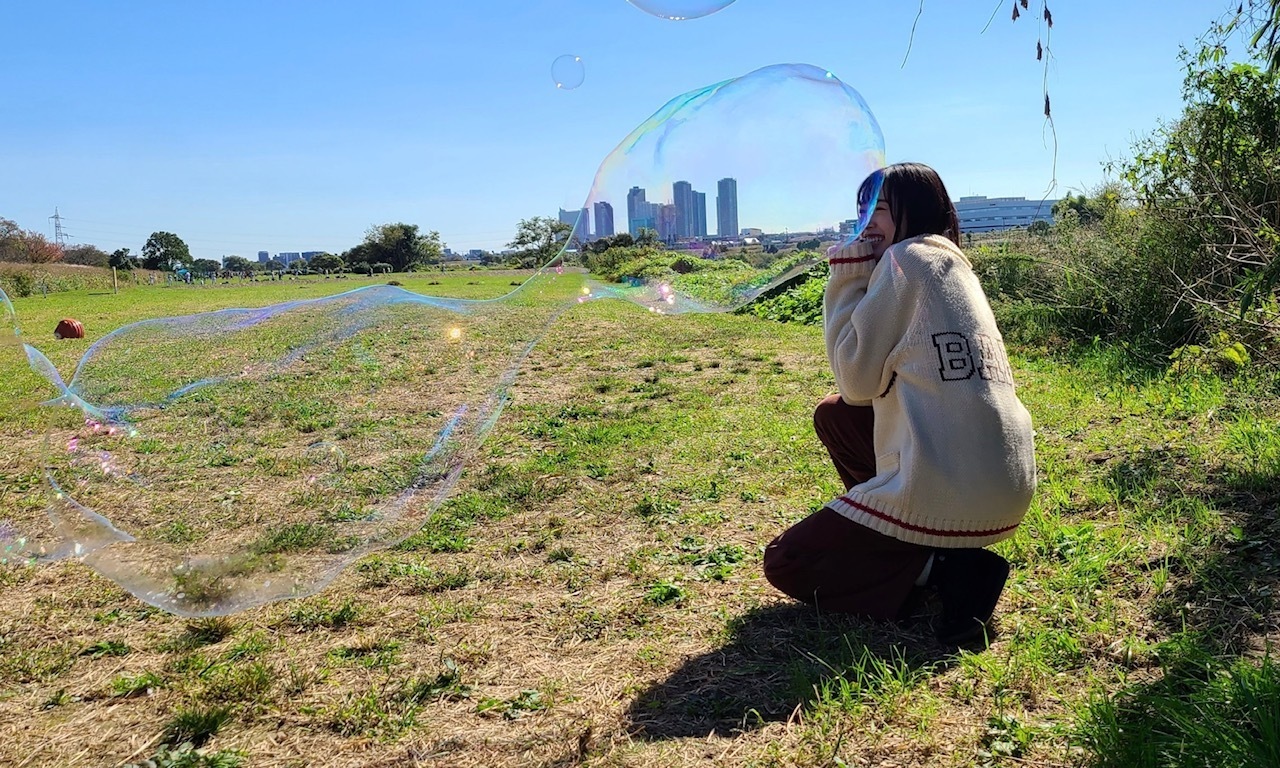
[{"x1": 625, "y1": 602, "x2": 956, "y2": 739}]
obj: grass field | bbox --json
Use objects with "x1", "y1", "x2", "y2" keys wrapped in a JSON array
[{"x1": 1, "y1": 270, "x2": 1278, "y2": 767}]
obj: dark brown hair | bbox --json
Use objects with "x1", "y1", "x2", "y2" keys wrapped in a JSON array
[{"x1": 857, "y1": 162, "x2": 962, "y2": 246}]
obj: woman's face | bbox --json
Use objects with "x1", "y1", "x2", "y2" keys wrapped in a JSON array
[{"x1": 860, "y1": 196, "x2": 897, "y2": 260}]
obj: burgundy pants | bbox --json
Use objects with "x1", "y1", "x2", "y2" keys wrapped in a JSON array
[{"x1": 763, "y1": 394, "x2": 933, "y2": 619}]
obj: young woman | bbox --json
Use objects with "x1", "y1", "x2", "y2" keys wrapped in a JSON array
[{"x1": 763, "y1": 162, "x2": 1036, "y2": 646}]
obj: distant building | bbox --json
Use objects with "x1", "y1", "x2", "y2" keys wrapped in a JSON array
[
  {"x1": 559, "y1": 207, "x2": 590, "y2": 240},
  {"x1": 467, "y1": 249, "x2": 485, "y2": 260},
  {"x1": 635, "y1": 202, "x2": 659, "y2": 236},
  {"x1": 593, "y1": 201, "x2": 615, "y2": 238},
  {"x1": 716, "y1": 177, "x2": 739, "y2": 238},
  {"x1": 954, "y1": 196, "x2": 1059, "y2": 233},
  {"x1": 839, "y1": 219, "x2": 859, "y2": 238},
  {"x1": 672, "y1": 180, "x2": 709, "y2": 240},
  {"x1": 740, "y1": 227, "x2": 763, "y2": 238},
  {"x1": 257, "y1": 251, "x2": 270, "y2": 263},
  {"x1": 301, "y1": 251, "x2": 323, "y2": 262},
  {"x1": 657, "y1": 203, "x2": 680, "y2": 243},
  {"x1": 279, "y1": 252, "x2": 301, "y2": 266},
  {"x1": 627, "y1": 186, "x2": 648, "y2": 236},
  {"x1": 672, "y1": 181, "x2": 694, "y2": 239}
]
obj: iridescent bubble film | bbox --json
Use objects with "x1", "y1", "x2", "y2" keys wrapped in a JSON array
[
  {"x1": 573, "y1": 63, "x2": 884, "y2": 313},
  {"x1": 4, "y1": 275, "x2": 583, "y2": 615},
  {"x1": 551, "y1": 54, "x2": 585, "y2": 90},
  {"x1": 1, "y1": 289, "x2": 19, "y2": 350},
  {"x1": 625, "y1": 0, "x2": 738, "y2": 21},
  {"x1": 2, "y1": 62, "x2": 883, "y2": 616}
]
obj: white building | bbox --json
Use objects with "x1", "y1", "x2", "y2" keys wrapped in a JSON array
[{"x1": 954, "y1": 196, "x2": 1059, "y2": 233}]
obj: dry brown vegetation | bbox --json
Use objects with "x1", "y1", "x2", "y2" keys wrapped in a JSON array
[{"x1": 2, "y1": 274, "x2": 1279, "y2": 767}]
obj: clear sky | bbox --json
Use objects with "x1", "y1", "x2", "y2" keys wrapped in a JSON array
[{"x1": 0, "y1": 1, "x2": 1241, "y2": 259}]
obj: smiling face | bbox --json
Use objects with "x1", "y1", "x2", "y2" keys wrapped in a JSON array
[{"x1": 860, "y1": 196, "x2": 897, "y2": 260}]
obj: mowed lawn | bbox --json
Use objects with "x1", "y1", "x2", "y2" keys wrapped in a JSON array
[{"x1": 1, "y1": 271, "x2": 1278, "y2": 767}]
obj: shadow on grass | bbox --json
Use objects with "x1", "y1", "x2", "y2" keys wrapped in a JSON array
[
  {"x1": 625, "y1": 602, "x2": 954, "y2": 739},
  {"x1": 1078, "y1": 448, "x2": 1280, "y2": 767}
]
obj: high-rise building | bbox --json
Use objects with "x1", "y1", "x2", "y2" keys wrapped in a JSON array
[
  {"x1": 593, "y1": 201, "x2": 615, "y2": 238},
  {"x1": 626, "y1": 186, "x2": 647, "y2": 236},
  {"x1": 656, "y1": 204, "x2": 680, "y2": 243},
  {"x1": 693, "y1": 191, "x2": 708, "y2": 238},
  {"x1": 558, "y1": 207, "x2": 590, "y2": 241},
  {"x1": 632, "y1": 202, "x2": 659, "y2": 236},
  {"x1": 716, "y1": 177, "x2": 739, "y2": 238},
  {"x1": 257, "y1": 251, "x2": 270, "y2": 263},
  {"x1": 672, "y1": 181, "x2": 694, "y2": 238}
]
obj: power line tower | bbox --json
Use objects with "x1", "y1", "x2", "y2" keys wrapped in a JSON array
[{"x1": 49, "y1": 208, "x2": 69, "y2": 251}]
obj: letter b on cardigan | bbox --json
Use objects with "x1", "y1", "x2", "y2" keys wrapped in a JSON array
[{"x1": 931, "y1": 331, "x2": 1014, "y2": 385}]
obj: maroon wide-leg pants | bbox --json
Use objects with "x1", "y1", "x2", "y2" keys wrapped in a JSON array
[{"x1": 763, "y1": 394, "x2": 933, "y2": 619}]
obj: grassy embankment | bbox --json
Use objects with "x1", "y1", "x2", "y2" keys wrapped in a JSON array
[{"x1": 0, "y1": 267, "x2": 1277, "y2": 767}]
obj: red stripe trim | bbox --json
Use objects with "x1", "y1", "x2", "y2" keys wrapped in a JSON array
[
  {"x1": 830, "y1": 256, "x2": 875, "y2": 265},
  {"x1": 836, "y1": 496, "x2": 1020, "y2": 538}
]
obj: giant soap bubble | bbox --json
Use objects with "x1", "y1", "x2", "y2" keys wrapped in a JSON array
[
  {"x1": 2, "y1": 275, "x2": 584, "y2": 615},
  {"x1": 625, "y1": 0, "x2": 738, "y2": 20},
  {"x1": 1, "y1": 62, "x2": 883, "y2": 616},
  {"x1": 573, "y1": 63, "x2": 884, "y2": 313}
]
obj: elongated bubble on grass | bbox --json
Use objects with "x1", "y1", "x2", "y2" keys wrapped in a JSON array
[
  {"x1": 1, "y1": 288, "x2": 19, "y2": 349},
  {"x1": 4, "y1": 63, "x2": 883, "y2": 615},
  {"x1": 6, "y1": 275, "x2": 584, "y2": 615}
]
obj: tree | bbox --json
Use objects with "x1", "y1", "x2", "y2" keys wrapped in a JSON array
[
  {"x1": 109, "y1": 248, "x2": 137, "y2": 270},
  {"x1": 1230, "y1": 1, "x2": 1280, "y2": 71},
  {"x1": 223, "y1": 255, "x2": 252, "y2": 272},
  {"x1": 192, "y1": 258, "x2": 221, "y2": 274},
  {"x1": 0, "y1": 221, "x2": 61, "y2": 264},
  {"x1": 12, "y1": 232, "x2": 62, "y2": 264},
  {"x1": 1115, "y1": 40, "x2": 1280, "y2": 355},
  {"x1": 351, "y1": 223, "x2": 443, "y2": 272},
  {"x1": 635, "y1": 227, "x2": 660, "y2": 247},
  {"x1": 62, "y1": 244, "x2": 109, "y2": 267},
  {"x1": 141, "y1": 231, "x2": 192, "y2": 271},
  {"x1": 508, "y1": 217, "x2": 572, "y2": 268},
  {"x1": 309, "y1": 253, "x2": 344, "y2": 273}
]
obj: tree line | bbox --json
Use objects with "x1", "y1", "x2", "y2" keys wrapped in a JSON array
[{"x1": 0, "y1": 216, "x2": 605, "y2": 276}]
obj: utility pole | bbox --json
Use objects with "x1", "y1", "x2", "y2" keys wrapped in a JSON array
[{"x1": 49, "y1": 208, "x2": 69, "y2": 251}]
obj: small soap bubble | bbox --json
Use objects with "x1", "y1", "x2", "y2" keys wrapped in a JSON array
[
  {"x1": 551, "y1": 54, "x2": 585, "y2": 90},
  {"x1": 303, "y1": 441, "x2": 347, "y2": 484},
  {"x1": 625, "y1": 0, "x2": 737, "y2": 20}
]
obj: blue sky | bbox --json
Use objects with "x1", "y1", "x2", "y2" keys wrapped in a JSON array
[{"x1": 0, "y1": 1, "x2": 1240, "y2": 258}]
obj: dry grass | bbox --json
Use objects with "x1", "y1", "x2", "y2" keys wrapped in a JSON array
[{"x1": 1, "y1": 275, "x2": 1278, "y2": 767}]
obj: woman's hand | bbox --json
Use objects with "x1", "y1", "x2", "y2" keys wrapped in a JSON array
[{"x1": 826, "y1": 238, "x2": 876, "y2": 261}]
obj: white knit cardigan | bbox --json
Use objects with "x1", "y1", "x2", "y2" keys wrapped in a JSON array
[{"x1": 823, "y1": 234, "x2": 1036, "y2": 548}]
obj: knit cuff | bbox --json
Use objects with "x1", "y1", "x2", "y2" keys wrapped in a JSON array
[{"x1": 827, "y1": 241, "x2": 877, "y2": 274}]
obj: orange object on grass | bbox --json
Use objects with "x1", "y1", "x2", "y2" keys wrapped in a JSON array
[{"x1": 54, "y1": 318, "x2": 84, "y2": 339}]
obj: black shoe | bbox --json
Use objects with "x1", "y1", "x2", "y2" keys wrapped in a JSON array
[{"x1": 928, "y1": 548, "x2": 1010, "y2": 647}]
